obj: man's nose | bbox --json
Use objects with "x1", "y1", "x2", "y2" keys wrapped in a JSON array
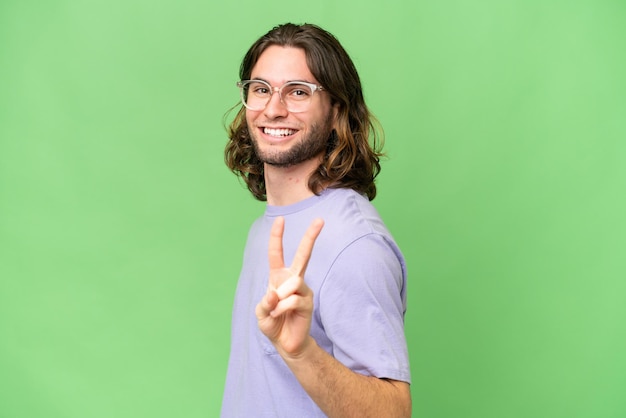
[{"x1": 263, "y1": 90, "x2": 289, "y2": 118}]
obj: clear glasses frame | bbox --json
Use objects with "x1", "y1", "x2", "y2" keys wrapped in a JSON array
[{"x1": 237, "y1": 79, "x2": 325, "y2": 113}]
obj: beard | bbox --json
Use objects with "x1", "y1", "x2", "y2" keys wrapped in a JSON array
[{"x1": 250, "y1": 119, "x2": 334, "y2": 168}]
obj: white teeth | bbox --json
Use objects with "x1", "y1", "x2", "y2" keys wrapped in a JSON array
[{"x1": 264, "y1": 128, "x2": 296, "y2": 137}]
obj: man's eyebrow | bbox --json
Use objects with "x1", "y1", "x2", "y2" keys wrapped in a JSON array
[{"x1": 249, "y1": 77, "x2": 317, "y2": 85}]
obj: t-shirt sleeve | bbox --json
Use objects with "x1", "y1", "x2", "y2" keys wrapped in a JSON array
[{"x1": 317, "y1": 233, "x2": 411, "y2": 384}]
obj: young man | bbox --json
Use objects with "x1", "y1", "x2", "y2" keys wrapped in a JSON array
[{"x1": 221, "y1": 23, "x2": 411, "y2": 417}]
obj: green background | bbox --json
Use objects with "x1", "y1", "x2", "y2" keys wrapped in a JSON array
[{"x1": 1, "y1": 1, "x2": 624, "y2": 417}]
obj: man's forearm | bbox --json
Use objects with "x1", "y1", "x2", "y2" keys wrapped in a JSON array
[{"x1": 279, "y1": 336, "x2": 412, "y2": 418}]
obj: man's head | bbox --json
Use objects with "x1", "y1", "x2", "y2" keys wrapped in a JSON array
[
  {"x1": 225, "y1": 23, "x2": 384, "y2": 201},
  {"x1": 241, "y1": 45, "x2": 338, "y2": 170}
]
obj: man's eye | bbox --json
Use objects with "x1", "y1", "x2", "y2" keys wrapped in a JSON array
[
  {"x1": 286, "y1": 85, "x2": 311, "y2": 99},
  {"x1": 252, "y1": 87, "x2": 270, "y2": 95}
]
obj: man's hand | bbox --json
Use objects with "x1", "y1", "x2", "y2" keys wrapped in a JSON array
[{"x1": 255, "y1": 216, "x2": 324, "y2": 357}]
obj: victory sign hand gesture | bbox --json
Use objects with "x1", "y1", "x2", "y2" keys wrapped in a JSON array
[{"x1": 255, "y1": 216, "x2": 324, "y2": 358}]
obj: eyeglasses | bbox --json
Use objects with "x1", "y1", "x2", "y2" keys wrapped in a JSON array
[{"x1": 237, "y1": 79, "x2": 324, "y2": 113}]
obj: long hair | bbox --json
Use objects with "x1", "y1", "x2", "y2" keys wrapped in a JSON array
[{"x1": 225, "y1": 23, "x2": 384, "y2": 201}]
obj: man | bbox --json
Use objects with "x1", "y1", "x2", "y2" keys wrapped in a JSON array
[{"x1": 221, "y1": 23, "x2": 411, "y2": 417}]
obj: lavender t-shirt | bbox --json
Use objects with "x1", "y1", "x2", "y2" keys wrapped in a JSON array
[{"x1": 221, "y1": 188, "x2": 410, "y2": 417}]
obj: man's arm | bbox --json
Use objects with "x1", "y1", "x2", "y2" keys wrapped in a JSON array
[
  {"x1": 256, "y1": 217, "x2": 411, "y2": 417},
  {"x1": 283, "y1": 335, "x2": 411, "y2": 418}
]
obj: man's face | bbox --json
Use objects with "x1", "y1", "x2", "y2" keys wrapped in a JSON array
[{"x1": 246, "y1": 45, "x2": 337, "y2": 168}]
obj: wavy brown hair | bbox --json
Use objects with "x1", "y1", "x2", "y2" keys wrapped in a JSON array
[{"x1": 225, "y1": 23, "x2": 384, "y2": 201}]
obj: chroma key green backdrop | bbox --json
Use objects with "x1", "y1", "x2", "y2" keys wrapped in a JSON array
[{"x1": 1, "y1": 1, "x2": 625, "y2": 417}]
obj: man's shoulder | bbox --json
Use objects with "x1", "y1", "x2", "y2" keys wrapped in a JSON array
[{"x1": 319, "y1": 188, "x2": 386, "y2": 232}]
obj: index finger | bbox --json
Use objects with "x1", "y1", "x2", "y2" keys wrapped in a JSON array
[
  {"x1": 291, "y1": 218, "x2": 324, "y2": 276},
  {"x1": 268, "y1": 216, "x2": 286, "y2": 270}
]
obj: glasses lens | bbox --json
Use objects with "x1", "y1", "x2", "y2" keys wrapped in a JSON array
[
  {"x1": 281, "y1": 83, "x2": 314, "y2": 112},
  {"x1": 240, "y1": 80, "x2": 271, "y2": 110}
]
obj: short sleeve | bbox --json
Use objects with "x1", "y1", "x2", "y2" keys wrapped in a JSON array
[{"x1": 317, "y1": 233, "x2": 411, "y2": 383}]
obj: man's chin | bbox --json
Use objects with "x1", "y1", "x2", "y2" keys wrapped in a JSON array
[{"x1": 261, "y1": 155, "x2": 305, "y2": 168}]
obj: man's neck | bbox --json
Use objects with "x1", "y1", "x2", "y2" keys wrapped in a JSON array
[{"x1": 264, "y1": 158, "x2": 322, "y2": 206}]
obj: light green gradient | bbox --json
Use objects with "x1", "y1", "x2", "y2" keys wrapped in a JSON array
[{"x1": 1, "y1": 1, "x2": 624, "y2": 417}]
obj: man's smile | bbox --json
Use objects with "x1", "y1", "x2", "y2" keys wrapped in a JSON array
[{"x1": 263, "y1": 127, "x2": 298, "y2": 137}]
